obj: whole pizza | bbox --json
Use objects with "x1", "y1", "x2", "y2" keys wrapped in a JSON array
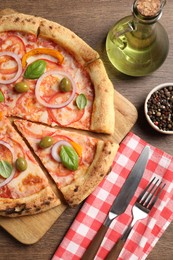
[{"x1": 0, "y1": 10, "x2": 118, "y2": 217}]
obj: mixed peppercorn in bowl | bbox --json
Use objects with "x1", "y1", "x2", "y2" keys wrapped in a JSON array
[{"x1": 144, "y1": 83, "x2": 173, "y2": 134}]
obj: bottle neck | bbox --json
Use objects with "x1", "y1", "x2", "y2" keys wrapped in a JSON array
[
  {"x1": 126, "y1": 0, "x2": 164, "y2": 48},
  {"x1": 132, "y1": 0, "x2": 165, "y2": 24},
  {"x1": 131, "y1": 18, "x2": 156, "y2": 39},
  {"x1": 126, "y1": 18, "x2": 156, "y2": 49}
]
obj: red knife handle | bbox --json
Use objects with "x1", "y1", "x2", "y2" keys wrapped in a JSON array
[
  {"x1": 105, "y1": 238, "x2": 125, "y2": 260},
  {"x1": 82, "y1": 224, "x2": 108, "y2": 260}
]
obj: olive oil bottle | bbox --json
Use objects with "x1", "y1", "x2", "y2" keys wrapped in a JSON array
[{"x1": 106, "y1": 0, "x2": 169, "y2": 76}]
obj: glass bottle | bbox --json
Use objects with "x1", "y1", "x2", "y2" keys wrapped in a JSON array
[{"x1": 106, "y1": 0, "x2": 169, "y2": 76}]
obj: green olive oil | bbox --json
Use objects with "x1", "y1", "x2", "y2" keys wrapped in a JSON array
[{"x1": 106, "y1": 2, "x2": 169, "y2": 76}]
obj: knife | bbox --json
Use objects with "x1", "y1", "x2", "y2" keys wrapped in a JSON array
[{"x1": 82, "y1": 145, "x2": 150, "y2": 260}]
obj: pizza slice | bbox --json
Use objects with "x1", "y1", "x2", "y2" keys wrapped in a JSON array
[
  {"x1": 0, "y1": 11, "x2": 115, "y2": 134},
  {"x1": 0, "y1": 116, "x2": 60, "y2": 217},
  {"x1": 14, "y1": 119, "x2": 119, "y2": 206}
]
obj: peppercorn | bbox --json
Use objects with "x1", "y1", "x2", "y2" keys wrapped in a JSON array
[{"x1": 147, "y1": 85, "x2": 173, "y2": 131}]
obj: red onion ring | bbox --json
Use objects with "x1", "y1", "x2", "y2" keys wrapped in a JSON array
[
  {"x1": 35, "y1": 70, "x2": 76, "y2": 108},
  {"x1": 0, "y1": 140, "x2": 16, "y2": 188},
  {"x1": 0, "y1": 51, "x2": 22, "y2": 84},
  {"x1": 51, "y1": 140, "x2": 72, "y2": 162}
]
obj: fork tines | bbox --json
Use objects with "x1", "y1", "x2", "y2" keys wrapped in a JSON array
[{"x1": 136, "y1": 177, "x2": 166, "y2": 212}]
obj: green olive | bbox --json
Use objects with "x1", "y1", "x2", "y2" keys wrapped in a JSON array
[
  {"x1": 14, "y1": 81, "x2": 29, "y2": 93},
  {"x1": 59, "y1": 77, "x2": 72, "y2": 92},
  {"x1": 15, "y1": 157, "x2": 27, "y2": 172},
  {"x1": 39, "y1": 136, "x2": 53, "y2": 149}
]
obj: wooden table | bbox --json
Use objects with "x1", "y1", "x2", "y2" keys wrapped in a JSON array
[{"x1": 0, "y1": 0, "x2": 173, "y2": 259}]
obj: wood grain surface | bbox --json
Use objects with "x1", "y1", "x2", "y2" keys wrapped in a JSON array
[{"x1": 0, "y1": 0, "x2": 173, "y2": 259}]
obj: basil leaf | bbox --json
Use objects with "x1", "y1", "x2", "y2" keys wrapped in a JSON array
[
  {"x1": 60, "y1": 145, "x2": 79, "y2": 171},
  {"x1": 24, "y1": 60, "x2": 46, "y2": 79},
  {"x1": 76, "y1": 94, "x2": 87, "y2": 110},
  {"x1": 0, "y1": 90, "x2": 4, "y2": 102},
  {"x1": 0, "y1": 160, "x2": 13, "y2": 178}
]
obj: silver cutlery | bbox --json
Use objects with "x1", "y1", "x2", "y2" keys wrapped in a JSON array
[
  {"x1": 106, "y1": 177, "x2": 166, "y2": 260},
  {"x1": 82, "y1": 146, "x2": 150, "y2": 260}
]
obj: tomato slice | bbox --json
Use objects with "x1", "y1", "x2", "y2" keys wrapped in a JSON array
[
  {"x1": 34, "y1": 63, "x2": 65, "y2": 103},
  {"x1": 14, "y1": 92, "x2": 46, "y2": 123},
  {"x1": 8, "y1": 136, "x2": 37, "y2": 167},
  {"x1": 14, "y1": 91, "x2": 46, "y2": 119},
  {"x1": 0, "y1": 35, "x2": 26, "y2": 57},
  {"x1": 56, "y1": 163, "x2": 75, "y2": 177},
  {"x1": 38, "y1": 73, "x2": 60, "y2": 100},
  {"x1": 0, "y1": 142, "x2": 13, "y2": 163},
  {"x1": 15, "y1": 120, "x2": 54, "y2": 140},
  {"x1": 0, "y1": 56, "x2": 18, "y2": 74},
  {"x1": 8, "y1": 137, "x2": 25, "y2": 159},
  {"x1": 51, "y1": 134, "x2": 73, "y2": 143},
  {"x1": 0, "y1": 185, "x2": 12, "y2": 198},
  {"x1": 47, "y1": 93, "x2": 85, "y2": 126},
  {"x1": 0, "y1": 34, "x2": 25, "y2": 79}
]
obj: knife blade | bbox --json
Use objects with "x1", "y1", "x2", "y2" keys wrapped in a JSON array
[{"x1": 82, "y1": 145, "x2": 150, "y2": 260}]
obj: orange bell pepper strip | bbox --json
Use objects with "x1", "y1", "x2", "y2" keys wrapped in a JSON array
[
  {"x1": 70, "y1": 141, "x2": 82, "y2": 157},
  {"x1": 0, "y1": 111, "x2": 4, "y2": 121},
  {"x1": 22, "y1": 48, "x2": 64, "y2": 68}
]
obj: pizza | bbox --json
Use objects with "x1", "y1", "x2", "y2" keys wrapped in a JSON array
[
  {"x1": 14, "y1": 119, "x2": 118, "y2": 206},
  {"x1": 0, "y1": 117, "x2": 60, "y2": 217},
  {"x1": 0, "y1": 10, "x2": 118, "y2": 217},
  {"x1": 0, "y1": 10, "x2": 115, "y2": 134}
]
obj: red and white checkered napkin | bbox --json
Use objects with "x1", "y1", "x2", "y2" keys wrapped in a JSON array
[{"x1": 52, "y1": 132, "x2": 173, "y2": 260}]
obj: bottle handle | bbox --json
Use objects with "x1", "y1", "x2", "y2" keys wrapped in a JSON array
[
  {"x1": 115, "y1": 21, "x2": 135, "y2": 38},
  {"x1": 110, "y1": 21, "x2": 136, "y2": 49},
  {"x1": 161, "y1": 0, "x2": 166, "y2": 9}
]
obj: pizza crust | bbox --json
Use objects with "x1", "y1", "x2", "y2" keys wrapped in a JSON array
[
  {"x1": 0, "y1": 8, "x2": 17, "y2": 17},
  {"x1": 0, "y1": 11, "x2": 99, "y2": 65},
  {"x1": 0, "y1": 186, "x2": 61, "y2": 217},
  {"x1": 60, "y1": 140, "x2": 119, "y2": 206},
  {"x1": 0, "y1": 11, "x2": 40, "y2": 35},
  {"x1": 86, "y1": 59, "x2": 115, "y2": 134},
  {"x1": 38, "y1": 18, "x2": 99, "y2": 66}
]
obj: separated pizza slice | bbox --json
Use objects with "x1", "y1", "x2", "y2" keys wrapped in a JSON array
[
  {"x1": 0, "y1": 116, "x2": 60, "y2": 217},
  {"x1": 14, "y1": 119, "x2": 119, "y2": 206}
]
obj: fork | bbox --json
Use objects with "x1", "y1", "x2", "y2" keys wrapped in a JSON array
[{"x1": 105, "y1": 177, "x2": 166, "y2": 260}]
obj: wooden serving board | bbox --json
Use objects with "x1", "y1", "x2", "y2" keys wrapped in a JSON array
[{"x1": 0, "y1": 90, "x2": 137, "y2": 244}]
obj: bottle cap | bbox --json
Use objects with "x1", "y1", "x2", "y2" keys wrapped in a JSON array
[
  {"x1": 133, "y1": 0, "x2": 166, "y2": 23},
  {"x1": 136, "y1": 0, "x2": 161, "y2": 17}
]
